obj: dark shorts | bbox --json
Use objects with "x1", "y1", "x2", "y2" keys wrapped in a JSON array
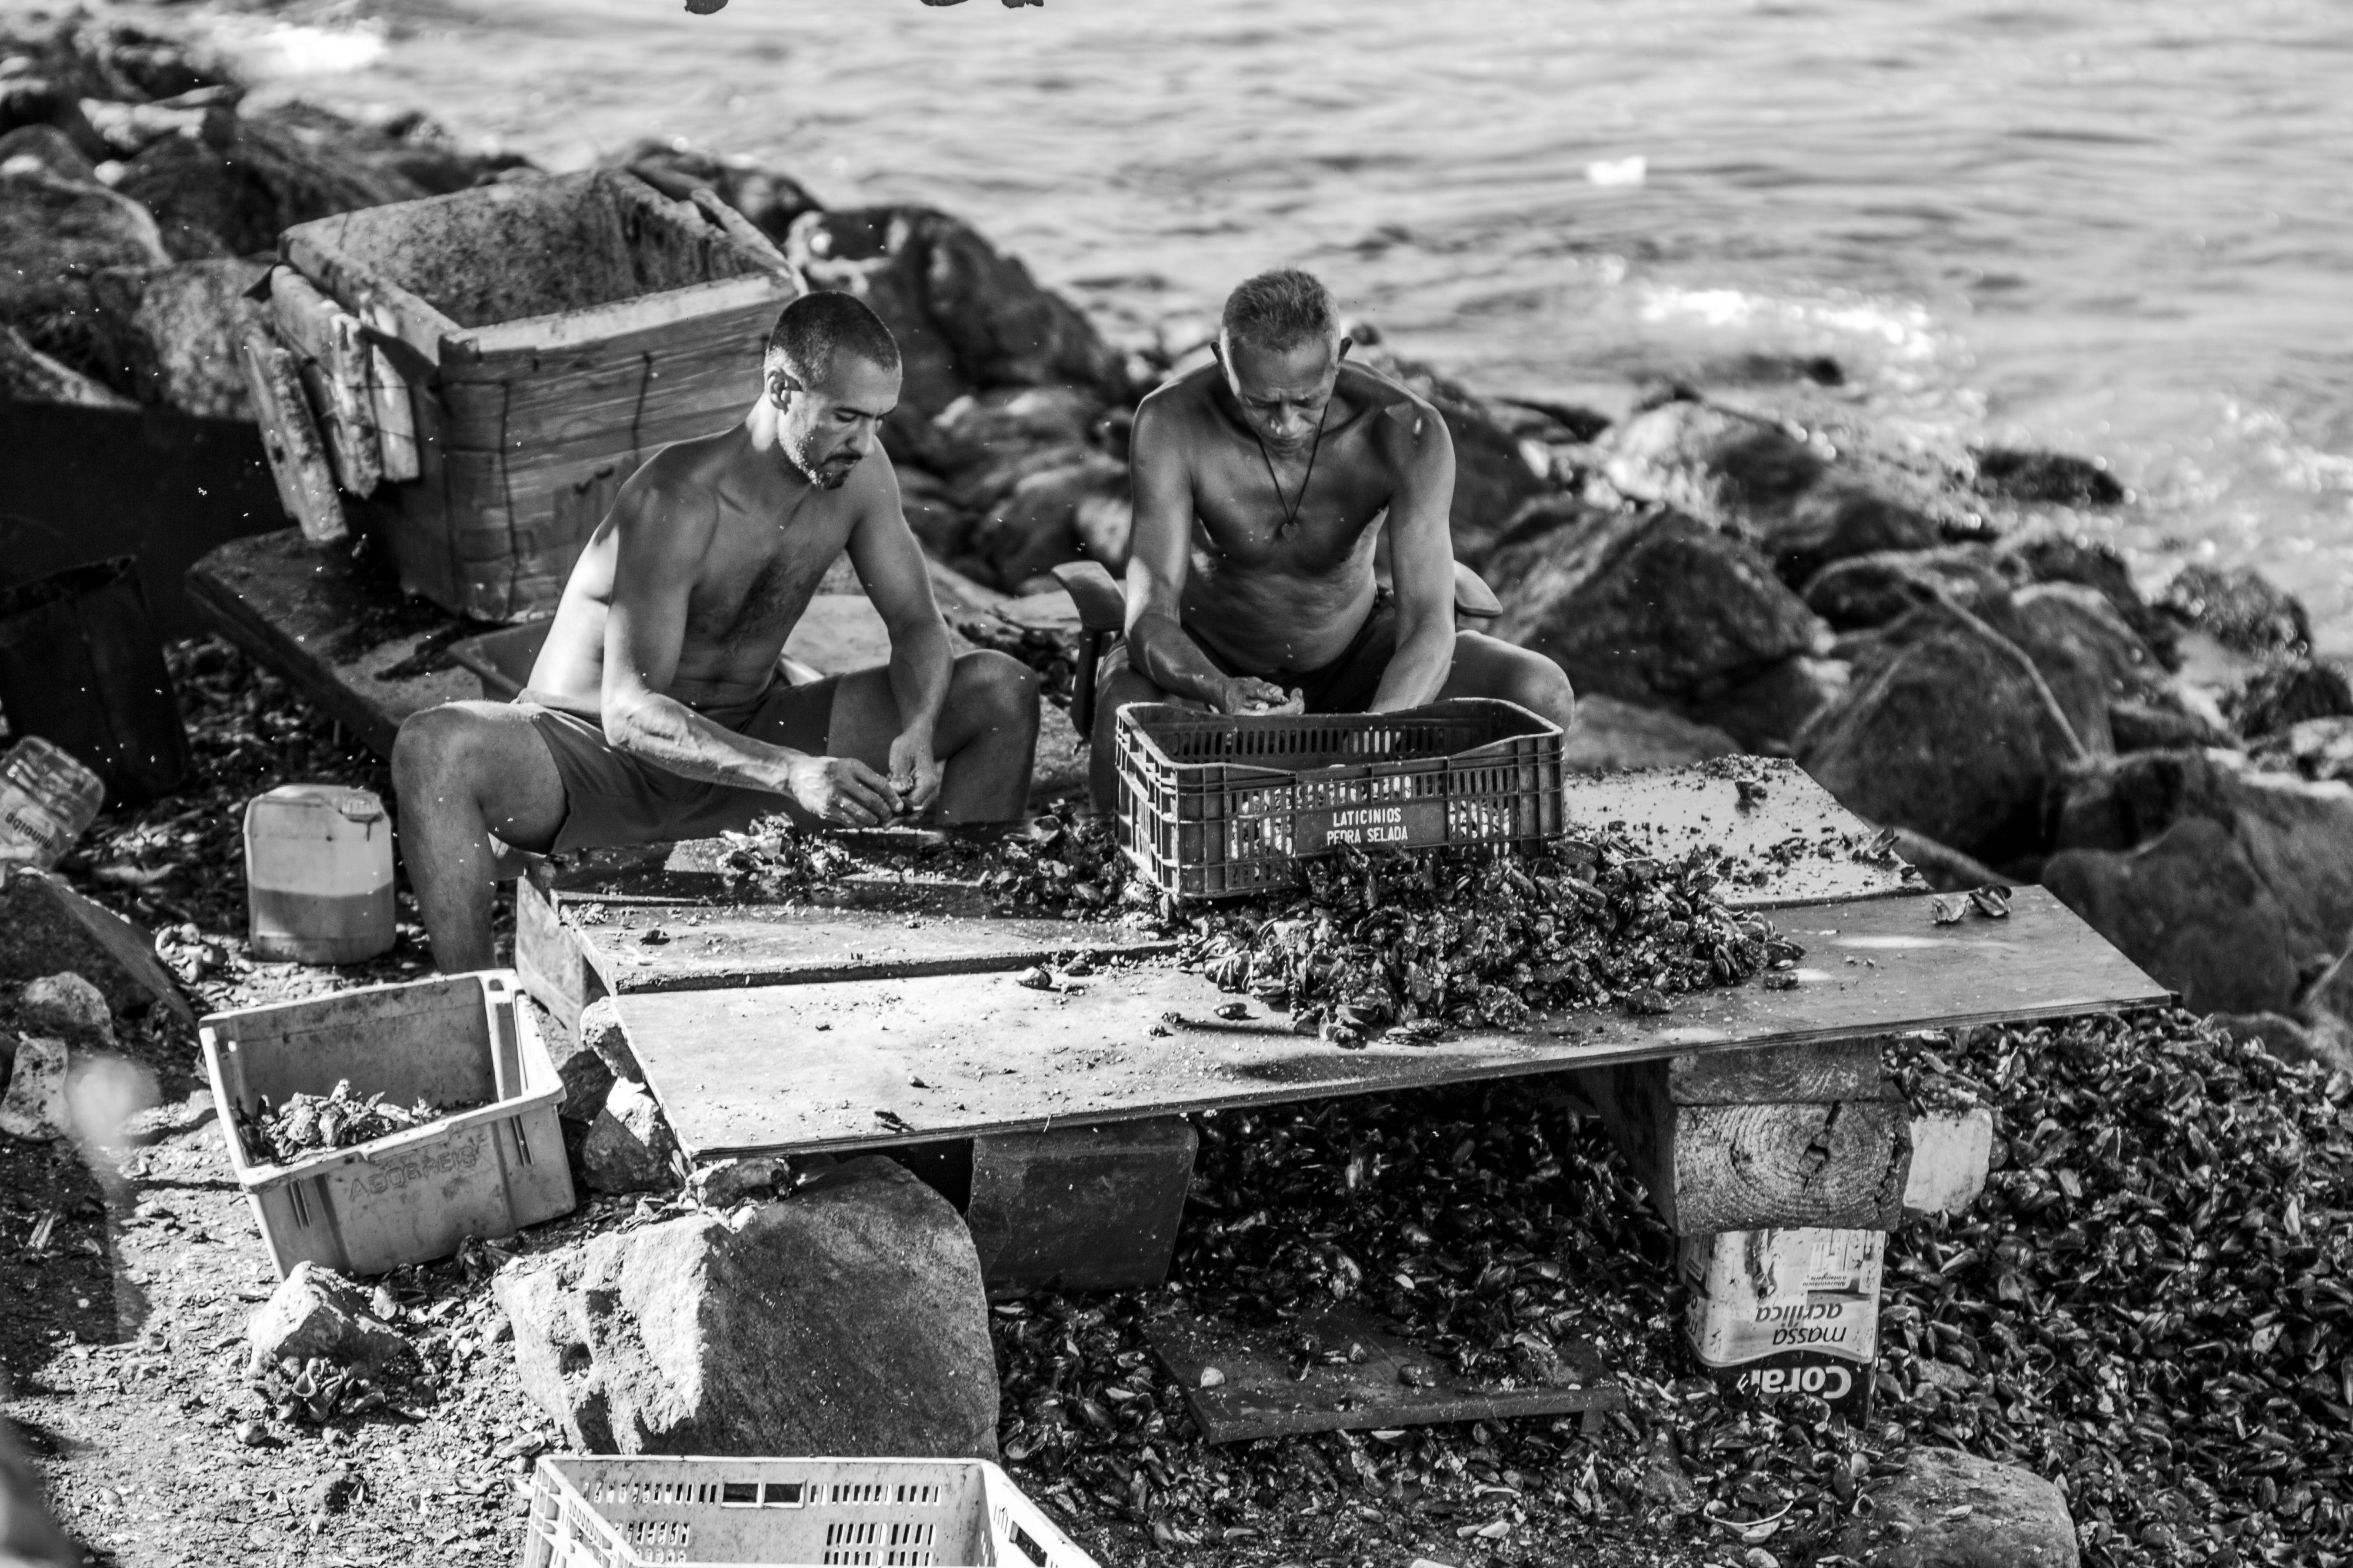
[
  {"x1": 1194, "y1": 589, "x2": 1400, "y2": 713},
  {"x1": 1102, "y1": 590, "x2": 1401, "y2": 716},
  {"x1": 515, "y1": 678, "x2": 841, "y2": 854}
]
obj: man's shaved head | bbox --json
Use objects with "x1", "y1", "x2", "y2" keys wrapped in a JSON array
[
  {"x1": 760, "y1": 292, "x2": 902, "y2": 489},
  {"x1": 764, "y1": 291, "x2": 902, "y2": 391},
  {"x1": 1221, "y1": 268, "x2": 1341, "y2": 358}
]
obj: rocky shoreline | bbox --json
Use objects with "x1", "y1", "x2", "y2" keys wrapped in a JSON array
[
  {"x1": 15, "y1": 1, "x2": 2349, "y2": 1063},
  {"x1": 8, "y1": 8, "x2": 2353, "y2": 1566}
]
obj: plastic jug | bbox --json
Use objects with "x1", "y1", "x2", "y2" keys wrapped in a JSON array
[
  {"x1": 0, "y1": 736, "x2": 105, "y2": 869},
  {"x1": 244, "y1": 785, "x2": 396, "y2": 963}
]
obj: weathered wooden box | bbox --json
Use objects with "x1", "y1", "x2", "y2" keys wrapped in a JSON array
[{"x1": 278, "y1": 170, "x2": 795, "y2": 621}]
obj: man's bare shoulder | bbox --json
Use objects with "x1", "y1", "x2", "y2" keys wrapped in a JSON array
[
  {"x1": 1339, "y1": 361, "x2": 1448, "y2": 469},
  {"x1": 1134, "y1": 363, "x2": 1227, "y2": 442}
]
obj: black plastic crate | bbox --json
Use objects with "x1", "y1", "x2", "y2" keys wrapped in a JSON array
[{"x1": 1114, "y1": 698, "x2": 1565, "y2": 899}]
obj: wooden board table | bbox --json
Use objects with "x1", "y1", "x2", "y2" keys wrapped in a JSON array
[
  {"x1": 521, "y1": 756, "x2": 2168, "y2": 1405},
  {"x1": 519, "y1": 759, "x2": 2162, "y2": 1163}
]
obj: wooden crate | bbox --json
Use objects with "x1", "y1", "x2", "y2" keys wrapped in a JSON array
[{"x1": 279, "y1": 170, "x2": 796, "y2": 622}]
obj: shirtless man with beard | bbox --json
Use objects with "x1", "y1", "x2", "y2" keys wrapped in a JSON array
[
  {"x1": 1089, "y1": 267, "x2": 1575, "y2": 804},
  {"x1": 394, "y1": 291, "x2": 1040, "y2": 973}
]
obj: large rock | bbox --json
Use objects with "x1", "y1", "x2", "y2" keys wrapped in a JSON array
[
  {"x1": 2159, "y1": 562, "x2": 2310, "y2": 656},
  {"x1": 1687, "y1": 653, "x2": 1849, "y2": 754},
  {"x1": 1996, "y1": 581, "x2": 2166, "y2": 756},
  {"x1": 2229, "y1": 658, "x2": 2353, "y2": 739},
  {"x1": 1803, "y1": 546, "x2": 2015, "y2": 631},
  {"x1": 496, "y1": 1157, "x2": 998, "y2": 1459},
  {"x1": 0, "y1": 1037, "x2": 69, "y2": 1142},
  {"x1": 614, "y1": 136, "x2": 818, "y2": 244},
  {"x1": 114, "y1": 109, "x2": 428, "y2": 259},
  {"x1": 17, "y1": 973, "x2": 113, "y2": 1048},
  {"x1": 2011, "y1": 583, "x2": 2164, "y2": 700},
  {"x1": 1971, "y1": 446, "x2": 2123, "y2": 508},
  {"x1": 970, "y1": 451, "x2": 1129, "y2": 588},
  {"x1": 1561, "y1": 695, "x2": 1739, "y2": 773},
  {"x1": 1351, "y1": 342, "x2": 1552, "y2": 565},
  {"x1": 2256, "y1": 715, "x2": 2353, "y2": 785},
  {"x1": 2044, "y1": 818, "x2": 2304, "y2": 1015},
  {"x1": 536, "y1": 1003, "x2": 616, "y2": 1126},
  {"x1": 1485, "y1": 501, "x2": 1824, "y2": 716},
  {"x1": 934, "y1": 385, "x2": 1101, "y2": 468},
  {"x1": 0, "y1": 124, "x2": 96, "y2": 182},
  {"x1": 0, "y1": 15, "x2": 236, "y2": 106},
  {"x1": 574, "y1": 997, "x2": 646, "y2": 1083},
  {"x1": 1840, "y1": 1447, "x2": 2078, "y2": 1567},
  {"x1": 578, "y1": 1077, "x2": 681, "y2": 1195},
  {"x1": 1600, "y1": 400, "x2": 1939, "y2": 582},
  {"x1": 245, "y1": 1261, "x2": 414, "y2": 1381},
  {"x1": 2051, "y1": 748, "x2": 2353, "y2": 980},
  {"x1": 279, "y1": 104, "x2": 534, "y2": 198},
  {"x1": 1798, "y1": 600, "x2": 2090, "y2": 863},
  {"x1": 89, "y1": 257, "x2": 266, "y2": 418},
  {"x1": 0, "y1": 165, "x2": 168, "y2": 378},
  {"x1": 0, "y1": 321, "x2": 134, "y2": 407},
  {"x1": 790, "y1": 206, "x2": 1125, "y2": 418},
  {"x1": 1997, "y1": 530, "x2": 2175, "y2": 663},
  {"x1": 0, "y1": 869, "x2": 191, "y2": 1022}
]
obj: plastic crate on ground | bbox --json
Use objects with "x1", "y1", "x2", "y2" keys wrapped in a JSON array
[
  {"x1": 1115, "y1": 698, "x2": 1565, "y2": 899},
  {"x1": 522, "y1": 1456, "x2": 1101, "y2": 1568},
  {"x1": 202, "y1": 970, "x2": 576, "y2": 1277}
]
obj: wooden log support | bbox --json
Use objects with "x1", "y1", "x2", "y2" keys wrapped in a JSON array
[
  {"x1": 965, "y1": 1117, "x2": 1199, "y2": 1296},
  {"x1": 236, "y1": 324, "x2": 346, "y2": 545},
  {"x1": 1572, "y1": 1039, "x2": 1913, "y2": 1236}
]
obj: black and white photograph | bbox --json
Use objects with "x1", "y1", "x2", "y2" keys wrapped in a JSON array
[{"x1": 1, "y1": 1, "x2": 2349, "y2": 1563}]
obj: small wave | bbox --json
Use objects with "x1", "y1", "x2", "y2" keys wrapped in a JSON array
[
  {"x1": 212, "y1": 19, "x2": 391, "y2": 78},
  {"x1": 1634, "y1": 285, "x2": 1944, "y2": 365},
  {"x1": 2220, "y1": 400, "x2": 2353, "y2": 495}
]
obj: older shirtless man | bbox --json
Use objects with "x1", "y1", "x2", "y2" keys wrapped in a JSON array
[
  {"x1": 1090, "y1": 267, "x2": 1574, "y2": 803},
  {"x1": 395, "y1": 291, "x2": 1040, "y2": 973}
]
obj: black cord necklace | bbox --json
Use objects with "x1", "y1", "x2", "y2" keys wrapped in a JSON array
[{"x1": 1252, "y1": 403, "x2": 1329, "y2": 538}]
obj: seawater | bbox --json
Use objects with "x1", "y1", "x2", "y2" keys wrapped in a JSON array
[{"x1": 163, "y1": 0, "x2": 2353, "y2": 651}]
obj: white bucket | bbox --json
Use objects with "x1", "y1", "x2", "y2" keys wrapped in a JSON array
[{"x1": 244, "y1": 784, "x2": 396, "y2": 964}]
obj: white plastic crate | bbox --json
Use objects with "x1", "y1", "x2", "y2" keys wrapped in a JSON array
[
  {"x1": 522, "y1": 1456, "x2": 1102, "y2": 1568},
  {"x1": 202, "y1": 970, "x2": 576, "y2": 1277}
]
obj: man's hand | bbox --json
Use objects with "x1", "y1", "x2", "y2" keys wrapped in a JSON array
[
  {"x1": 784, "y1": 755, "x2": 902, "y2": 828},
  {"x1": 1215, "y1": 676, "x2": 1305, "y2": 716},
  {"x1": 887, "y1": 730, "x2": 944, "y2": 819}
]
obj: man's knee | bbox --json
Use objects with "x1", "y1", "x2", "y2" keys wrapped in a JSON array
[
  {"x1": 394, "y1": 703, "x2": 480, "y2": 790},
  {"x1": 1457, "y1": 634, "x2": 1577, "y2": 726},
  {"x1": 953, "y1": 650, "x2": 1041, "y2": 732}
]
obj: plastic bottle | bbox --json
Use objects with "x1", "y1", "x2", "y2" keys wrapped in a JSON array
[
  {"x1": 244, "y1": 785, "x2": 397, "y2": 964},
  {"x1": 0, "y1": 737, "x2": 106, "y2": 870}
]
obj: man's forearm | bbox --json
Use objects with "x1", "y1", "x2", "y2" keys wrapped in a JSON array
[
  {"x1": 605, "y1": 694, "x2": 798, "y2": 791},
  {"x1": 1130, "y1": 612, "x2": 1232, "y2": 705},
  {"x1": 1368, "y1": 616, "x2": 1454, "y2": 712},
  {"x1": 886, "y1": 619, "x2": 954, "y2": 742}
]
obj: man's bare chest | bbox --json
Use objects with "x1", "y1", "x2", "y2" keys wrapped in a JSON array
[
  {"x1": 686, "y1": 509, "x2": 851, "y2": 651},
  {"x1": 1191, "y1": 445, "x2": 1394, "y2": 571}
]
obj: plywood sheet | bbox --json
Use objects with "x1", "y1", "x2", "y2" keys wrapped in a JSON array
[
  {"x1": 615, "y1": 885, "x2": 2168, "y2": 1160},
  {"x1": 185, "y1": 529, "x2": 476, "y2": 757},
  {"x1": 1147, "y1": 1303, "x2": 1622, "y2": 1444},
  {"x1": 572, "y1": 895, "x2": 1175, "y2": 995},
  {"x1": 1561, "y1": 759, "x2": 1915, "y2": 908}
]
